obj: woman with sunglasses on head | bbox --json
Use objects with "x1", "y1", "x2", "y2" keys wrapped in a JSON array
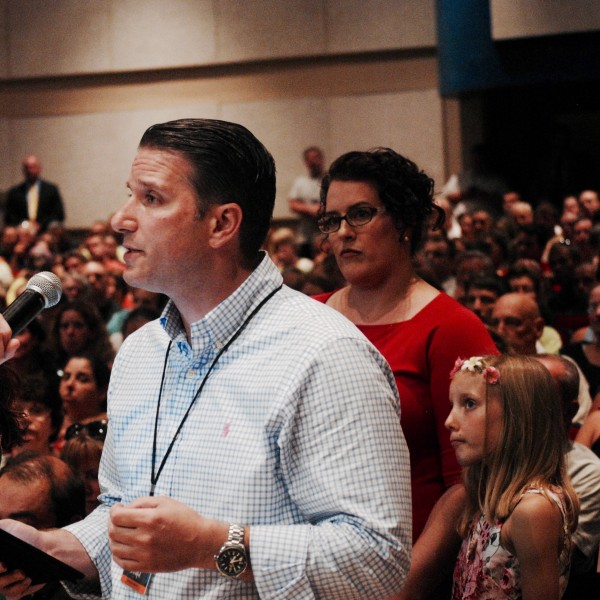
[
  {"x1": 55, "y1": 353, "x2": 110, "y2": 453},
  {"x1": 313, "y1": 149, "x2": 498, "y2": 543},
  {"x1": 61, "y1": 421, "x2": 107, "y2": 515}
]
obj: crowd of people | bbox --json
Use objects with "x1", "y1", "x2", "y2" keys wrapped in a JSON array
[{"x1": 0, "y1": 125, "x2": 597, "y2": 599}]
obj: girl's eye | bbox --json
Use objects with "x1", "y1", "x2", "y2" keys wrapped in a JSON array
[{"x1": 464, "y1": 398, "x2": 477, "y2": 410}]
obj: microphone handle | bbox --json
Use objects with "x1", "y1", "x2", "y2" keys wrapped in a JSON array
[{"x1": 2, "y1": 290, "x2": 46, "y2": 337}]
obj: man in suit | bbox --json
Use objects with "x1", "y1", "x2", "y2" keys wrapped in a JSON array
[{"x1": 5, "y1": 155, "x2": 65, "y2": 231}]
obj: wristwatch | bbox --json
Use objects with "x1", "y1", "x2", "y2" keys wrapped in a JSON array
[{"x1": 215, "y1": 524, "x2": 248, "y2": 578}]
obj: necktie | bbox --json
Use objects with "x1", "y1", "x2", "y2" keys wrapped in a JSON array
[{"x1": 27, "y1": 184, "x2": 39, "y2": 221}]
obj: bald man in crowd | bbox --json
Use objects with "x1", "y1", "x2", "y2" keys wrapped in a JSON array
[
  {"x1": 5, "y1": 155, "x2": 65, "y2": 231},
  {"x1": 490, "y1": 292, "x2": 592, "y2": 424}
]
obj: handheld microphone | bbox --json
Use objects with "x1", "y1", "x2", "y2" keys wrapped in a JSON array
[{"x1": 2, "y1": 272, "x2": 62, "y2": 336}]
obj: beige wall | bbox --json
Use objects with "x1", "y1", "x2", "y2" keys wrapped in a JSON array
[{"x1": 0, "y1": 0, "x2": 444, "y2": 228}]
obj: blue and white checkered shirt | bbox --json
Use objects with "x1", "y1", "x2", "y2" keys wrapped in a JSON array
[{"x1": 65, "y1": 254, "x2": 411, "y2": 599}]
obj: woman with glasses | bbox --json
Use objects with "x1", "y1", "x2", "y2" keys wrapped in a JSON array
[
  {"x1": 56, "y1": 353, "x2": 110, "y2": 453},
  {"x1": 7, "y1": 373, "x2": 63, "y2": 459},
  {"x1": 313, "y1": 148, "x2": 498, "y2": 541}
]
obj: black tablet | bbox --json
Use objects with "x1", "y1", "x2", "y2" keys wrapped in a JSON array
[{"x1": 0, "y1": 528, "x2": 84, "y2": 585}]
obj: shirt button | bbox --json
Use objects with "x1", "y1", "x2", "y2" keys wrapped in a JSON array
[
  {"x1": 186, "y1": 369, "x2": 196, "y2": 379},
  {"x1": 215, "y1": 341, "x2": 224, "y2": 350}
]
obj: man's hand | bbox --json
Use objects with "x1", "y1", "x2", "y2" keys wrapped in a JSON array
[{"x1": 109, "y1": 497, "x2": 228, "y2": 574}]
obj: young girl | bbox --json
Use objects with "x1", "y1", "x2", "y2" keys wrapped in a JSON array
[{"x1": 444, "y1": 354, "x2": 579, "y2": 599}]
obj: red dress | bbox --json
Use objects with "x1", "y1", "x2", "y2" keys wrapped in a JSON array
[{"x1": 313, "y1": 291, "x2": 498, "y2": 539}]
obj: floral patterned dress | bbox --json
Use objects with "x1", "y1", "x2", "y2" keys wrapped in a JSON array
[{"x1": 452, "y1": 488, "x2": 571, "y2": 599}]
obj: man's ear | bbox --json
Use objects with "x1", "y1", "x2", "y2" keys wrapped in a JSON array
[
  {"x1": 208, "y1": 203, "x2": 243, "y2": 249},
  {"x1": 534, "y1": 317, "x2": 545, "y2": 340}
]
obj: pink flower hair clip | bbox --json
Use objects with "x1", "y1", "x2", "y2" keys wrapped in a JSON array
[{"x1": 450, "y1": 356, "x2": 500, "y2": 385}]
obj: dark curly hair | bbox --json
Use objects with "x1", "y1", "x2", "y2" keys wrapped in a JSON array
[
  {"x1": 0, "y1": 364, "x2": 26, "y2": 454},
  {"x1": 320, "y1": 148, "x2": 444, "y2": 255}
]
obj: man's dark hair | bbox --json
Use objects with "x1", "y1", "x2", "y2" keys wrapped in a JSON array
[
  {"x1": 464, "y1": 274, "x2": 507, "y2": 298},
  {"x1": 0, "y1": 452, "x2": 85, "y2": 527},
  {"x1": 320, "y1": 148, "x2": 444, "y2": 255},
  {"x1": 139, "y1": 119, "x2": 276, "y2": 265}
]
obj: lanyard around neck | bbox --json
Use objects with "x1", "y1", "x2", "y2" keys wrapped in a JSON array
[{"x1": 150, "y1": 284, "x2": 282, "y2": 495}]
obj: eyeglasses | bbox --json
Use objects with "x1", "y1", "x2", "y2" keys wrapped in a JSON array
[
  {"x1": 65, "y1": 419, "x2": 108, "y2": 442},
  {"x1": 317, "y1": 206, "x2": 384, "y2": 234}
]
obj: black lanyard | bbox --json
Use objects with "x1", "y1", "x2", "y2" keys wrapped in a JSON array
[{"x1": 150, "y1": 285, "x2": 282, "y2": 496}]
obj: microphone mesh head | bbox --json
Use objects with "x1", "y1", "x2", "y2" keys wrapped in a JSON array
[{"x1": 26, "y1": 272, "x2": 63, "y2": 308}]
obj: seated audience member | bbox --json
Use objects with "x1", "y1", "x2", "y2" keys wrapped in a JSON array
[
  {"x1": 51, "y1": 301, "x2": 115, "y2": 369},
  {"x1": 267, "y1": 227, "x2": 314, "y2": 274},
  {"x1": 0, "y1": 452, "x2": 85, "y2": 599},
  {"x1": 573, "y1": 216, "x2": 595, "y2": 262},
  {"x1": 59, "y1": 272, "x2": 89, "y2": 304},
  {"x1": 510, "y1": 222, "x2": 549, "y2": 263},
  {"x1": 107, "y1": 288, "x2": 166, "y2": 350},
  {"x1": 470, "y1": 208, "x2": 493, "y2": 240},
  {"x1": 8, "y1": 373, "x2": 62, "y2": 458},
  {"x1": 0, "y1": 365, "x2": 26, "y2": 460},
  {"x1": 576, "y1": 410, "x2": 600, "y2": 458},
  {"x1": 81, "y1": 260, "x2": 119, "y2": 323},
  {"x1": 62, "y1": 250, "x2": 88, "y2": 274},
  {"x1": 492, "y1": 292, "x2": 592, "y2": 426},
  {"x1": 61, "y1": 422, "x2": 107, "y2": 515},
  {"x1": 580, "y1": 189, "x2": 600, "y2": 218},
  {"x1": 9, "y1": 318, "x2": 57, "y2": 382},
  {"x1": 562, "y1": 283, "x2": 600, "y2": 400},
  {"x1": 547, "y1": 241, "x2": 586, "y2": 314},
  {"x1": 505, "y1": 260, "x2": 563, "y2": 353},
  {"x1": 528, "y1": 355, "x2": 600, "y2": 598},
  {"x1": 422, "y1": 233, "x2": 456, "y2": 296},
  {"x1": 463, "y1": 274, "x2": 506, "y2": 325},
  {"x1": 0, "y1": 451, "x2": 85, "y2": 529},
  {"x1": 56, "y1": 354, "x2": 110, "y2": 452},
  {"x1": 453, "y1": 249, "x2": 495, "y2": 302},
  {"x1": 509, "y1": 200, "x2": 534, "y2": 226},
  {"x1": 110, "y1": 305, "x2": 161, "y2": 351}
]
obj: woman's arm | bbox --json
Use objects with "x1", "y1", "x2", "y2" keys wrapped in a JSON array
[
  {"x1": 502, "y1": 494, "x2": 563, "y2": 600},
  {"x1": 394, "y1": 485, "x2": 465, "y2": 600}
]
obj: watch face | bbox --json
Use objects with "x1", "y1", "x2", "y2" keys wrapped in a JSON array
[{"x1": 217, "y1": 547, "x2": 247, "y2": 577}]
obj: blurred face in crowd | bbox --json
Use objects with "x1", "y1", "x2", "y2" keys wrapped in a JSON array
[
  {"x1": 471, "y1": 211, "x2": 492, "y2": 238},
  {"x1": 0, "y1": 475, "x2": 55, "y2": 529},
  {"x1": 423, "y1": 239, "x2": 451, "y2": 281},
  {"x1": 562, "y1": 195, "x2": 581, "y2": 217},
  {"x1": 508, "y1": 275, "x2": 536, "y2": 299},
  {"x1": 573, "y1": 218, "x2": 593, "y2": 247},
  {"x1": 82, "y1": 261, "x2": 107, "y2": 298},
  {"x1": 576, "y1": 263, "x2": 597, "y2": 299},
  {"x1": 587, "y1": 284, "x2": 600, "y2": 340},
  {"x1": 580, "y1": 190, "x2": 600, "y2": 217},
  {"x1": 59, "y1": 357, "x2": 105, "y2": 420},
  {"x1": 304, "y1": 149, "x2": 324, "y2": 178},
  {"x1": 464, "y1": 287, "x2": 498, "y2": 324},
  {"x1": 59, "y1": 309, "x2": 90, "y2": 356},
  {"x1": 490, "y1": 293, "x2": 543, "y2": 355},
  {"x1": 13, "y1": 399, "x2": 55, "y2": 455},
  {"x1": 22, "y1": 155, "x2": 42, "y2": 184}
]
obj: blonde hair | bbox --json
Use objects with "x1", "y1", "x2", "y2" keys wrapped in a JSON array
[{"x1": 458, "y1": 354, "x2": 579, "y2": 536}]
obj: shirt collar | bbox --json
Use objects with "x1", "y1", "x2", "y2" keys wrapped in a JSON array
[{"x1": 159, "y1": 252, "x2": 283, "y2": 354}]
